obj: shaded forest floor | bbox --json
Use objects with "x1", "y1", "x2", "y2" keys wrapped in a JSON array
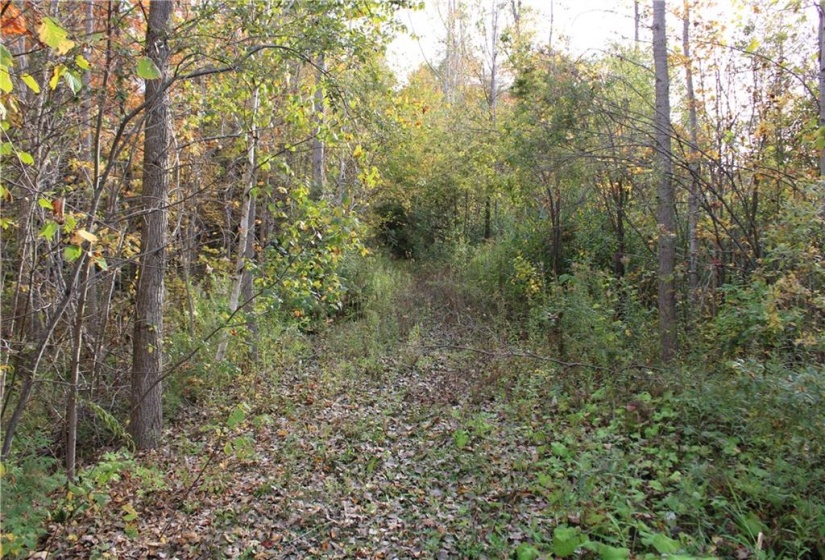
[{"x1": 38, "y1": 267, "x2": 824, "y2": 559}]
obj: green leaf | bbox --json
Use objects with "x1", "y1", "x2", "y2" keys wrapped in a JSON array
[
  {"x1": 18, "y1": 151, "x2": 34, "y2": 165},
  {"x1": 64, "y1": 245, "x2": 83, "y2": 261},
  {"x1": 94, "y1": 255, "x2": 109, "y2": 271},
  {"x1": 583, "y1": 542, "x2": 630, "y2": 560},
  {"x1": 40, "y1": 222, "x2": 59, "y2": 240},
  {"x1": 226, "y1": 405, "x2": 246, "y2": 430},
  {"x1": 642, "y1": 532, "x2": 681, "y2": 554},
  {"x1": 739, "y1": 511, "x2": 767, "y2": 536},
  {"x1": 0, "y1": 68, "x2": 12, "y2": 94},
  {"x1": 21, "y1": 73, "x2": 40, "y2": 93},
  {"x1": 745, "y1": 38, "x2": 759, "y2": 53},
  {"x1": 551, "y1": 441, "x2": 570, "y2": 458},
  {"x1": 38, "y1": 198, "x2": 53, "y2": 210},
  {"x1": 553, "y1": 526, "x2": 587, "y2": 557},
  {"x1": 63, "y1": 70, "x2": 82, "y2": 94},
  {"x1": 0, "y1": 142, "x2": 11, "y2": 155},
  {"x1": 124, "y1": 524, "x2": 138, "y2": 539},
  {"x1": 0, "y1": 44, "x2": 13, "y2": 67},
  {"x1": 121, "y1": 503, "x2": 139, "y2": 522},
  {"x1": 38, "y1": 17, "x2": 75, "y2": 55},
  {"x1": 515, "y1": 543, "x2": 540, "y2": 560},
  {"x1": 136, "y1": 57, "x2": 161, "y2": 80},
  {"x1": 453, "y1": 429, "x2": 470, "y2": 448}
]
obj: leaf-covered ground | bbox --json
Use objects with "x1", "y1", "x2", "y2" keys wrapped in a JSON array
[
  {"x1": 42, "y1": 326, "x2": 558, "y2": 558},
  {"x1": 37, "y1": 286, "x2": 825, "y2": 559}
]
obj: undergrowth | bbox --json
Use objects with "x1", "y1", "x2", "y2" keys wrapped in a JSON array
[{"x1": 3, "y1": 250, "x2": 824, "y2": 558}]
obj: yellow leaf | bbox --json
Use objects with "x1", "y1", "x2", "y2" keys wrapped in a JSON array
[
  {"x1": 37, "y1": 17, "x2": 75, "y2": 55},
  {"x1": 21, "y1": 73, "x2": 40, "y2": 93},
  {"x1": 70, "y1": 228, "x2": 97, "y2": 245},
  {"x1": 50, "y1": 64, "x2": 65, "y2": 90},
  {"x1": 75, "y1": 54, "x2": 90, "y2": 70},
  {"x1": 0, "y1": 68, "x2": 12, "y2": 94},
  {"x1": 77, "y1": 229, "x2": 97, "y2": 243}
]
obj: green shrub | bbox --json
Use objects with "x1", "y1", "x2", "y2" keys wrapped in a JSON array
[{"x1": 0, "y1": 436, "x2": 65, "y2": 558}]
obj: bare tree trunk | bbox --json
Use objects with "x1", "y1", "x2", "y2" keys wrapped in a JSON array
[
  {"x1": 683, "y1": 0, "x2": 700, "y2": 312},
  {"x1": 241, "y1": 198, "x2": 259, "y2": 363},
  {"x1": 130, "y1": 0, "x2": 173, "y2": 450},
  {"x1": 66, "y1": 260, "x2": 91, "y2": 480},
  {"x1": 216, "y1": 85, "x2": 260, "y2": 363},
  {"x1": 634, "y1": 1, "x2": 640, "y2": 44},
  {"x1": 485, "y1": 0, "x2": 501, "y2": 241},
  {"x1": 444, "y1": 0, "x2": 461, "y2": 101},
  {"x1": 653, "y1": 0, "x2": 677, "y2": 362},
  {"x1": 311, "y1": 57, "x2": 326, "y2": 201},
  {"x1": 819, "y1": 2, "x2": 825, "y2": 178}
]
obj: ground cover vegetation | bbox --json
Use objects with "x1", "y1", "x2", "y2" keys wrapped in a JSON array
[{"x1": 1, "y1": 0, "x2": 823, "y2": 557}]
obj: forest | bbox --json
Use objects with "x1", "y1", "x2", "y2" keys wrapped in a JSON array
[{"x1": 0, "y1": 0, "x2": 823, "y2": 557}]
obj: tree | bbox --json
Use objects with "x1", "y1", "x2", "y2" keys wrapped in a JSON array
[
  {"x1": 130, "y1": 0, "x2": 173, "y2": 450},
  {"x1": 819, "y1": 1, "x2": 825, "y2": 178},
  {"x1": 682, "y1": 0, "x2": 700, "y2": 312},
  {"x1": 652, "y1": 0, "x2": 676, "y2": 362}
]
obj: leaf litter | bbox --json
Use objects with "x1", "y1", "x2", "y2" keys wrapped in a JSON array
[{"x1": 41, "y1": 317, "x2": 571, "y2": 559}]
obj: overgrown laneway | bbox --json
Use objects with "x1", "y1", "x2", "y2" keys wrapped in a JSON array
[
  {"x1": 38, "y1": 265, "x2": 824, "y2": 558},
  {"x1": 43, "y1": 269, "x2": 564, "y2": 558}
]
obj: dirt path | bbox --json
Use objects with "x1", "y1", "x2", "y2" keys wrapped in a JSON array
[{"x1": 42, "y1": 320, "x2": 557, "y2": 559}]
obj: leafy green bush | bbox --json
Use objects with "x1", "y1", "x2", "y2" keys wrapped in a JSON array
[
  {"x1": 0, "y1": 437, "x2": 65, "y2": 558},
  {"x1": 706, "y1": 185, "x2": 824, "y2": 364}
]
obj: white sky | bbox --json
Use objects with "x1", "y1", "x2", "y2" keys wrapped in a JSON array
[
  {"x1": 387, "y1": 0, "x2": 640, "y2": 80},
  {"x1": 386, "y1": 0, "x2": 808, "y2": 84}
]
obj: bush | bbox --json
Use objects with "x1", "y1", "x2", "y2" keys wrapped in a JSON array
[{"x1": 0, "y1": 437, "x2": 65, "y2": 558}]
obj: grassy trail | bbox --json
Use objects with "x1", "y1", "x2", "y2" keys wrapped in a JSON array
[{"x1": 39, "y1": 267, "x2": 825, "y2": 559}]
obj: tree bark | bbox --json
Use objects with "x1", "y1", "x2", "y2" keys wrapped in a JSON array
[
  {"x1": 485, "y1": 0, "x2": 500, "y2": 241},
  {"x1": 216, "y1": 85, "x2": 260, "y2": 363},
  {"x1": 66, "y1": 259, "x2": 91, "y2": 480},
  {"x1": 653, "y1": 0, "x2": 677, "y2": 362},
  {"x1": 311, "y1": 57, "x2": 326, "y2": 201},
  {"x1": 683, "y1": 0, "x2": 700, "y2": 312},
  {"x1": 130, "y1": 0, "x2": 173, "y2": 450},
  {"x1": 819, "y1": 2, "x2": 825, "y2": 178}
]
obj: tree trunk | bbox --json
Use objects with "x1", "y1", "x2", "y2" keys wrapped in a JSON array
[
  {"x1": 241, "y1": 198, "x2": 259, "y2": 363},
  {"x1": 819, "y1": 2, "x2": 825, "y2": 178},
  {"x1": 485, "y1": 0, "x2": 500, "y2": 241},
  {"x1": 216, "y1": 85, "x2": 260, "y2": 363},
  {"x1": 66, "y1": 259, "x2": 91, "y2": 480},
  {"x1": 130, "y1": 0, "x2": 173, "y2": 450},
  {"x1": 311, "y1": 57, "x2": 326, "y2": 201},
  {"x1": 653, "y1": 0, "x2": 677, "y2": 362},
  {"x1": 683, "y1": 0, "x2": 700, "y2": 313}
]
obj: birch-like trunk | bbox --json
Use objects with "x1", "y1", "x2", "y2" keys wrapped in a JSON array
[
  {"x1": 683, "y1": 0, "x2": 700, "y2": 310},
  {"x1": 653, "y1": 0, "x2": 677, "y2": 362},
  {"x1": 311, "y1": 58, "x2": 326, "y2": 200},
  {"x1": 215, "y1": 85, "x2": 260, "y2": 363},
  {"x1": 819, "y1": 2, "x2": 825, "y2": 177}
]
